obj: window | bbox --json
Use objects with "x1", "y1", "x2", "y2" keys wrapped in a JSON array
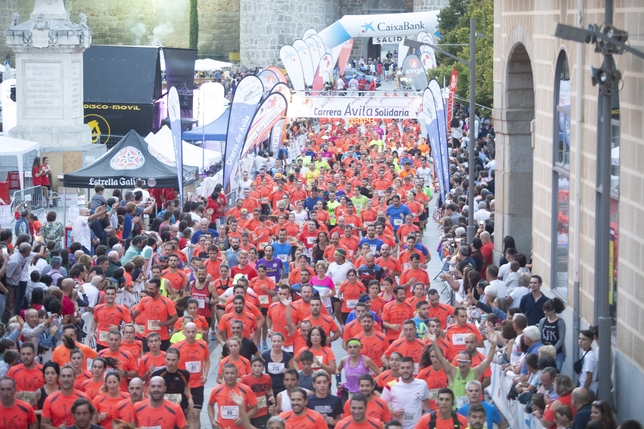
[{"x1": 551, "y1": 51, "x2": 570, "y2": 296}]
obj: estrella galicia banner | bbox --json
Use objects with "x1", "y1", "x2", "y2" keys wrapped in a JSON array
[
  {"x1": 270, "y1": 119, "x2": 286, "y2": 156},
  {"x1": 429, "y1": 79, "x2": 450, "y2": 200},
  {"x1": 242, "y1": 92, "x2": 288, "y2": 156},
  {"x1": 402, "y1": 54, "x2": 428, "y2": 91},
  {"x1": 223, "y1": 75, "x2": 264, "y2": 190},
  {"x1": 422, "y1": 87, "x2": 446, "y2": 201},
  {"x1": 168, "y1": 87, "x2": 184, "y2": 204}
]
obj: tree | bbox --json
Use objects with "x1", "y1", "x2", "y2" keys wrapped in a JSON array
[
  {"x1": 189, "y1": 0, "x2": 199, "y2": 50},
  {"x1": 429, "y1": 0, "x2": 494, "y2": 110}
]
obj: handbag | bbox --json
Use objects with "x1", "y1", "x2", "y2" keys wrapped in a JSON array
[{"x1": 573, "y1": 350, "x2": 589, "y2": 374}]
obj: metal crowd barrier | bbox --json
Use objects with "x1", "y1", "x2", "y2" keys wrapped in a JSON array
[{"x1": 10, "y1": 186, "x2": 59, "y2": 216}]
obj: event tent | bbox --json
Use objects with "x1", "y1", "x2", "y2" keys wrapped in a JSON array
[
  {"x1": 0, "y1": 136, "x2": 39, "y2": 189},
  {"x1": 145, "y1": 126, "x2": 222, "y2": 172},
  {"x1": 195, "y1": 59, "x2": 233, "y2": 71},
  {"x1": 63, "y1": 130, "x2": 198, "y2": 188},
  {"x1": 183, "y1": 109, "x2": 230, "y2": 141}
]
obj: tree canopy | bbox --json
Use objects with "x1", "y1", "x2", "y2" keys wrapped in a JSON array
[{"x1": 429, "y1": 0, "x2": 494, "y2": 111}]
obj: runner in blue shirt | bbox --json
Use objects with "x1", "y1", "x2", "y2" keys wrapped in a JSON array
[
  {"x1": 271, "y1": 229, "x2": 293, "y2": 274},
  {"x1": 385, "y1": 195, "x2": 412, "y2": 235}
]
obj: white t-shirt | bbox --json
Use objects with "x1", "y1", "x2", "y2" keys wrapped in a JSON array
[
  {"x1": 490, "y1": 279, "x2": 507, "y2": 298},
  {"x1": 579, "y1": 349, "x2": 598, "y2": 393},
  {"x1": 416, "y1": 166, "x2": 433, "y2": 184},
  {"x1": 474, "y1": 209, "x2": 491, "y2": 223},
  {"x1": 293, "y1": 210, "x2": 308, "y2": 226},
  {"x1": 326, "y1": 261, "x2": 354, "y2": 285},
  {"x1": 83, "y1": 283, "x2": 101, "y2": 308},
  {"x1": 381, "y1": 378, "x2": 429, "y2": 429},
  {"x1": 498, "y1": 262, "x2": 511, "y2": 281},
  {"x1": 133, "y1": 187, "x2": 150, "y2": 202},
  {"x1": 72, "y1": 216, "x2": 91, "y2": 250},
  {"x1": 508, "y1": 286, "x2": 530, "y2": 309}
]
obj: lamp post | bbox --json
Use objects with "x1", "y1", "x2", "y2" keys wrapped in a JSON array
[
  {"x1": 404, "y1": 18, "x2": 481, "y2": 242},
  {"x1": 554, "y1": 0, "x2": 644, "y2": 402}
]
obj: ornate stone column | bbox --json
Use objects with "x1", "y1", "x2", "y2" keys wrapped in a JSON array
[{"x1": 5, "y1": 0, "x2": 92, "y2": 148}]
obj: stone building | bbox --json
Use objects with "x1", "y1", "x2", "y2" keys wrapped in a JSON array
[
  {"x1": 1, "y1": 0, "x2": 449, "y2": 67},
  {"x1": 493, "y1": 0, "x2": 644, "y2": 420}
]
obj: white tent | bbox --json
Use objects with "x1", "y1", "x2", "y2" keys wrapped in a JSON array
[
  {"x1": 195, "y1": 59, "x2": 233, "y2": 71},
  {"x1": 0, "y1": 137, "x2": 39, "y2": 189},
  {"x1": 145, "y1": 126, "x2": 221, "y2": 172}
]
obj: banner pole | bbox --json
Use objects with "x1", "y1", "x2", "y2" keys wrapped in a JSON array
[{"x1": 202, "y1": 90, "x2": 205, "y2": 178}]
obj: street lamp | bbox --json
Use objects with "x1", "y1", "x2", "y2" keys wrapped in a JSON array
[
  {"x1": 404, "y1": 19, "x2": 483, "y2": 242},
  {"x1": 554, "y1": 0, "x2": 644, "y2": 402}
]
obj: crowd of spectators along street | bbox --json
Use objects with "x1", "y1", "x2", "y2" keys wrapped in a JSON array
[{"x1": 0, "y1": 112, "x2": 634, "y2": 429}]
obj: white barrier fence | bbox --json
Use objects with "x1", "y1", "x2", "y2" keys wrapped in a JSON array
[{"x1": 487, "y1": 363, "x2": 545, "y2": 429}]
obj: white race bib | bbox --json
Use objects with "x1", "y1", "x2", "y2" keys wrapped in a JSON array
[
  {"x1": 259, "y1": 242, "x2": 268, "y2": 249},
  {"x1": 220, "y1": 405, "x2": 240, "y2": 420},
  {"x1": 257, "y1": 395, "x2": 267, "y2": 409},
  {"x1": 136, "y1": 325, "x2": 145, "y2": 335},
  {"x1": 99, "y1": 331, "x2": 109, "y2": 342},
  {"x1": 259, "y1": 295, "x2": 270, "y2": 305},
  {"x1": 147, "y1": 320, "x2": 161, "y2": 331},
  {"x1": 452, "y1": 334, "x2": 467, "y2": 346},
  {"x1": 456, "y1": 396, "x2": 468, "y2": 408},
  {"x1": 165, "y1": 393, "x2": 182, "y2": 404},
  {"x1": 307, "y1": 237, "x2": 316, "y2": 245},
  {"x1": 142, "y1": 426, "x2": 161, "y2": 429},
  {"x1": 403, "y1": 411, "x2": 417, "y2": 422},
  {"x1": 312, "y1": 355, "x2": 325, "y2": 369},
  {"x1": 186, "y1": 361, "x2": 201, "y2": 373},
  {"x1": 197, "y1": 298, "x2": 206, "y2": 309},
  {"x1": 346, "y1": 299, "x2": 358, "y2": 309},
  {"x1": 369, "y1": 245, "x2": 377, "y2": 254},
  {"x1": 21, "y1": 391, "x2": 34, "y2": 403},
  {"x1": 428, "y1": 389, "x2": 439, "y2": 401},
  {"x1": 282, "y1": 345, "x2": 294, "y2": 353},
  {"x1": 268, "y1": 362, "x2": 285, "y2": 374},
  {"x1": 278, "y1": 254, "x2": 288, "y2": 262},
  {"x1": 414, "y1": 363, "x2": 419, "y2": 374},
  {"x1": 394, "y1": 219, "x2": 403, "y2": 226}
]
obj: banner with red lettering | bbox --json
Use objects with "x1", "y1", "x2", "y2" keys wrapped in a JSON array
[{"x1": 242, "y1": 92, "x2": 288, "y2": 156}]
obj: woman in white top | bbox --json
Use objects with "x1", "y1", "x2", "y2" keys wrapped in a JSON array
[
  {"x1": 577, "y1": 329, "x2": 598, "y2": 393},
  {"x1": 450, "y1": 118, "x2": 463, "y2": 148}
]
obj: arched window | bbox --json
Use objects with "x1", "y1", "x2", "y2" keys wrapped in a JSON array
[{"x1": 551, "y1": 51, "x2": 570, "y2": 295}]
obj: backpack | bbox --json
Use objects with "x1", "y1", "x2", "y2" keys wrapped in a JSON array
[{"x1": 428, "y1": 411, "x2": 463, "y2": 429}]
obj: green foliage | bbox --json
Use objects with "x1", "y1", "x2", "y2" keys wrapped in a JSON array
[
  {"x1": 189, "y1": 0, "x2": 199, "y2": 50},
  {"x1": 429, "y1": 0, "x2": 494, "y2": 109}
]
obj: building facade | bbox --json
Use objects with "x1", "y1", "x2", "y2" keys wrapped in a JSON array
[{"x1": 493, "y1": 0, "x2": 644, "y2": 421}]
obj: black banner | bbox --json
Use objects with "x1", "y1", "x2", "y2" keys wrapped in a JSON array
[{"x1": 84, "y1": 103, "x2": 154, "y2": 147}]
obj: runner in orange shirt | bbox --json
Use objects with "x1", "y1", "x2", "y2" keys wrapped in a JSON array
[
  {"x1": 173, "y1": 298, "x2": 209, "y2": 338},
  {"x1": 406, "y1": 282, "x2": 427, "y2": 310},
  {"x1": 341, "y1": 375, "x2": 391, "y2": 422},
  {"x1": 267, "y1": 286, "x2": 301, "y2": 352},
  {"x1": 416, "y1": 346, "x2": 450, "y2": 410},
  {"x1": 217, "y1": 338, "x2": 252, "y2": 383},
  {"x1": 428, "y1": 289, "x2": 455, "y2": 329},
  {"x1": 51, "y1": 325, "x2": 97, "y2": 368},
  {"x1": 384, "y1": 320, "x2": 427, "y2": 372},
  {"x1": 338, "y1": 270, "x2": 367, "y2": 321},
  {"x1": 339, "y1": 225, "x2": 360, "y2": 259},
  {"x1": 174, "y1": 322, "x2": 210, "y2": 428},
  {"x1": 6, "y1": 343, "x2": 43, "y2": 400},
  {"x1": 399, "y1": 253, "x2": 430, "y2": 297},
  {"x1": 397, "y1": 214, "x2": 421, "y2": 243},
  {"x1": 81, "y1": 358, "x2": 109, "y2": 399},
  {"x1": 336, "y1": 394, "x2": 384, "y2": 429},
  {"x1": 303, "y1": 296, "x2": 341, "y2": 342},
  {"x1": 203, "y1": 245, "x2": 223, "y2": 280},
  {"x1": 353, "y1": 314, "x2": 388, "y2": 368},
  {"x1": 133, "y1": 377, "x2": 188, "y2": 429},
  {"x1": 98, "y1": 330, "x2": 139, "y2": 392},
  {"x1": 120, "y1": 324, "x2": 143, "y2": 360},
  {"x1": 139, "y1": 333, "x2": 167, "y2": 381},
  {"x1": 279, "y1": 388, "x2": 328, "y2": 429},
  {"x1": 208, "y1": 364, "x2": 258, "y2": 429},
  {"x1": 366, "y1": 282, "x2": 386, "y2": 318},
  {"x1": 41, "y1": 366, "x2": 91, "y2": 428},
  {"x1": 92, "y1": 371, "x2": 130, "y2": 429},
  {"x1": 162, "y1": 255, "x2": 188, "y2": 298},
  {"x1": 381, "y1": 286, "x2": 415, "y2": 342},
  {"x1": 444, "y1": 307, "x2": 483, "y2": 352},
  {"x1": 131, "y1": 278, "x2": 178, "y2": 351},
  {"x1": 0, "y1": 378, "x2": 37, "y2": 429},
  {"x1": 375, "y1": 244, "x2": 402, "y2": 279},
  {"x1": 92, "y1": 284, "x2": 132, "y2": 350},
  {"x1": 111, "y1": 377, "x2": 145, "y2": 424},
  {"x1": 217, "y1": 295, "x2": 259, "y2": 342},
  {"x1": 398, "y1": 244, "x2": 426, "y2": 272}
]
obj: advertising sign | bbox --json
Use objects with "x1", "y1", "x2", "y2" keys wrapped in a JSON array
[
  {"x1": 242, "y1": 92, "x2": 288, "y2": 156},
  {"x1": 280, "y1": 45, "x2": 306, "y2": 91},
  {"x1": 289, "y1": 93, "x2": 422, "y2": 119},
  {"x1": 402, "y1": 54, "x2": 428, "y2": 91},
  {"x1": 168, "y1": 87, "x2": 184, "y2": 204}
]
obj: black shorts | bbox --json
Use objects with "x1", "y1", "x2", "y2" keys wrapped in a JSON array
[
  {"x1": 419, "y1": 211, "x2": 428, "y2": 221},
  {"x1": 205, "y1": 317, "x2": 212, "y2": 327},
  {"x1": 331, "y1": 296, "x2": 340, "y2": 306},
  {"x1": 261, "y1": 307, "x2": 268, "y2": 316},
  {"x1": 191, "y1": 385, "x2": 205, "y2": 409}
]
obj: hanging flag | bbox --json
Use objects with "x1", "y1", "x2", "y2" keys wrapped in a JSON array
[
  {"x1": 194, "y1": 82, "x2": 225, "y2": 126},
  {"x1": 258, "y1": 70, "x2": 279, "y2": 93},
  {"x1": 420, "y1": 51, "x2": 433, "y2": 70},
  {"x1": 447, "y1": 69, "x2": 458, "y2": 132},
  {"x1": 303, "y1": 28, "x2": 317, "y2": 39},
  {"x1": 305, "y1": 37, "x2": 322, "y2": 74},
  {"x1": 267, "y1": 66, "x2": 288, "y2": 83},
  {"x1": 270, "y1": 82, "x2": 291, "y2": 99},
  {"x1": 293, "y1": 39, "x2": 315, "y2": 87},
  {"x1": 270, "y1": 119, "x2": 286, "y2": 156},
  {"x1": 312, "y1": 53, "x2": 334, "y2": 93},
  {"x1": 242, "y1": 92, "x2": 288, "y2": 156},
  {"x1": 429, "y1": 79, "x2": 450, "y2": 200},
  {"x1": 222, "y1": 76, "x2": 264, "y2": 190},
  {"x1": 280, "y1": 45, "x2": 305, "y2": 91},
  {"x1": 168, "y1": 87, "x2": 184, "y2": 204},
  {"x1": 337, "y1": 39, "x2": 353, "y2": 76},
  {"x1": 422, "y1": 87, "x2": 446, "y2": 201},
  {"x1": 402, "y1": 54, "x2": 428, "y2": 91},
  {"x1": 421, "y1": 35, "x2": 437, "y2": 69},
  {"x1": 311, "y1": 34, "x2": 328, "y2": 56}
]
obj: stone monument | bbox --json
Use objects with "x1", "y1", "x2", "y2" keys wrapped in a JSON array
[{"x1": 5, "y1": 0, "x2": 92, "y2": 149}]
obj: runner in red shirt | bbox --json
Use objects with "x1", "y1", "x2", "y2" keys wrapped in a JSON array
[
  {"x1": 174, "y1": 322, "x2": 210, "y2": 428},
  {"x1": 231, "y1": 250, "x2": 258, "y2": 281},
  {"x1": 92, "y1": 372, "x2": 130, "y2": 429},
  {"x1": 240, "y1": 357, "x2": 274, "y2": 425},
  {"x1": 279, "y1": 388, "x2": 327, "y2": 429},
  {"x1": 208, "y1": 364, "x2": 258, "y2": 429},
  {"x1": 92, "y1": 284, "x2": 132, "y2": 350},
  {"x1": 0, "y1": 378, "x2": 37, "y2": 429},
  {"x1": 41, "y1": 366, "x2": 91, "y2": 428},
  {"x1": 134, "y1": 377, "x2": 188, "y2": 429},
  {"x1": 337, "y1": 394, "x2": 384, "y2": 429},
  {"x1": 6, "y1": 343, "x2": 44, "y2": 400}
]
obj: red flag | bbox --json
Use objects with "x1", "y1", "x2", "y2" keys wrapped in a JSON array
[{"x1": 446, "y1": 69, "x2": 458, "y2": 133}]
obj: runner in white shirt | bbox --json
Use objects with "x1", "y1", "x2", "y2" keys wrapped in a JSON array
[{"x1": 381, "y1": 357, "x2": 430, "y2": 429}]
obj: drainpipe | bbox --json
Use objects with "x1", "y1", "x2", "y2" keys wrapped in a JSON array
[{"x1": 572, "y1": 0, "x2": 583, "y2": 362}]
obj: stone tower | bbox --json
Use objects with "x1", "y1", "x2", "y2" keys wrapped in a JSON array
[
  {"x1": 239, "y1": 0, "x2": 340, "y2": 68},
  {"x1": 413, "y1": 0, "x2": 451, "y2": 11},
  {"x1": 5, "y1": 0, "x2": 92, "y2": 148}
]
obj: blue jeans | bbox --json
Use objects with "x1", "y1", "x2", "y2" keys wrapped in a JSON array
[
  {"x1": 556, "y1": 352, "x2": 565, "y2": 372},
  {"x1": 0, "y1": 293, "x2": 6, "y2": 324},
  {"x1": 13, "y1": 281, "x2": 27, "y2": 316}
]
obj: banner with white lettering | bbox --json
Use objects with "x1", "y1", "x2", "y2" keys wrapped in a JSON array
[
  {"x1": 429, "y1": 79, "x2": 450, "y2": 200},
  {"x1": 293, "y1": 39, "x2": 315, "y2": 87},
  {"x1": 280, "y1": 45, "x2": 305, "y2": 91},
  {"x1": 242, "y1": 92, "x2": 288, "y2": 156},
  {"x1": 402, "y1": 54, "x2": 428, "y2": 91},
  {"x1": 222, "y1": 76, "x2": 264, "y2": 190},
  {"x1": 270, "y1": 119, "x2": 286, "y2": 156},
  {"x1": 168, "y1": 87, "x2": 184, "y2": 204},
  {"x1": 422, "y1": 87, "x2": 445, "y2": 201},
  {"x1": 289, "y1": 93, "x2": 422, "y2": 119}
]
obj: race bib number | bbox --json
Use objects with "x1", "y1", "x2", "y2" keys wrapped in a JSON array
[
  {"x1": 278, "y1": 254, "x2": 288, "y2": 262},
  {"x1": 394, "y1": 218, "x2": 403, "y2": 226},
  {"x1": 21, "y1": 391, "x2": 34, "y2": 403},
  {"x1": 282, "y1": 345, "x2": 294, "y2": 353},
  {"x1": 369, "y1": 245, "x2": 377, "y2": 254},
  {"x1": 312, "y1": 355, "x2": 324, "y2": 369},
  {"x1": 99, "y1": 331, "x2": 109, "y2": 342},
  {"x1": 268, "y1": 362, "x2": 285, "y2": 374},
  {"x1": 456, "y1": 396, "x2": 468, "y2": 408},
  {"x1": 403, "y1": 411, "x2": 417, "y2": 422},
  {"x1": 197, "y1": 298, "x2": 206, "y2": 309},
  {"x1": 429, "y1": 389, "x2": 439, "y2": 401},
  {"x1": 186, "y1": 361, "x2": 201, "y2": 373},
  {"x1": 346, "y1": 299, "x2": 358, "y2": 309},
  {"x1": 257, "y1": 395, "x2": 267, "y2": 409},
  {"x1": 307, "y1": 237, "x2": 316, "y2": 245},
  {"x1": 259, "y1": 295, "x2": 270, "y2": 305},
  {"x1": 165, "y1": 394, "x2": 182, "y2": 404},
  {"x1": 136, "y1": 325, "x2": 145, "y2": 335},
  {"x1": 148, "y1": 320, "x2": 161, "y2": 331},
  {"x1": 220, "y1": 405, "x2": 240, "y2": 420},
  {"x1": 452, "y1": 334, "x2": 467, "y2": 346},
  {"x1": 259, "y1": 242, "x2": 268, "y2": 249},
  {"x1": 141, "y1": 426, "x2": 161, "y2": 429}
]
